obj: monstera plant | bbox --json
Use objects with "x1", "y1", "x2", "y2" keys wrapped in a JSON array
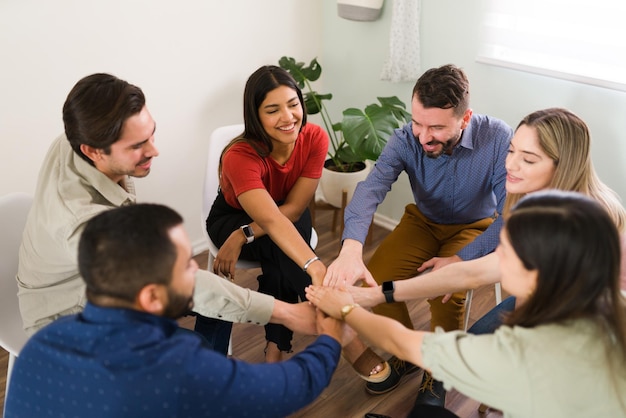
[{"x1": 278, "y1": 56, "x2": 410, "y2": 173}]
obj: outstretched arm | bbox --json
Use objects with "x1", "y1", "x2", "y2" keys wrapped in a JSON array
[
  {"x1": 214, "y1": 182, "x2": 324, "y2": 284},
  {"x1": 323, "y1": 239, "x2": 377, "y2": 288},
  {"x1": 347, "y1": 253, "x2": 502, "y2": 308},
  {"x1": 306, "y1": 285, "x2": 428, "y2": 369}
]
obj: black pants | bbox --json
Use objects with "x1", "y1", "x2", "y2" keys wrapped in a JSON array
[{"x1": 199, "y1": 191, "x2": 313, "y2": 352}]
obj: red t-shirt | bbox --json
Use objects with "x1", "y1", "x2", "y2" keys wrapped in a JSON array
[{"x1": 220, "y1": 123, "x2": 329, "y2": 209}]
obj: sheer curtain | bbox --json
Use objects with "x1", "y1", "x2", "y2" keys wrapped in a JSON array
[
  {"x1": 476, "y1": 0, "x2": 626, "y2": 92},
  {"x1": 380, "y1": 0, "x2": 421, "y2": 83}
]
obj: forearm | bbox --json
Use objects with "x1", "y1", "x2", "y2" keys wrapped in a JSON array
[
  {"x1": 262, "y1": 216, "x2": 325, "y2": 284},
  {"x1": 395, "y1": 253, "x2": 501, "y2": 301},
  {"x1": 270, "y1": 300, "x2": 317, "y2": 335},
  {"x1": 457, "y1": 216, "x2": 503, "y2": 260},
  {"x1": 246, "y1": 202, "x2": 307, "y2": 237},
  {"x1": 344, "y1": 306, "x2": 426, "y2": 368},
  {"x1": 192, "y1": 269, "x2": 273, "y2": 324},
  {"x1": 277, "y1": 201, "x2": 309, "y2": 223}
]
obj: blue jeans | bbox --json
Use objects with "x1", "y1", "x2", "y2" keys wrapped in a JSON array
[{"x1": 468, "y1": 296, "x2": 516, "y2": 335}]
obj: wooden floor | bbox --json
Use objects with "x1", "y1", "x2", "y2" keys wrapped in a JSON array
[{"x1": 0, "y1": 209, "x2": 504, "y2": 418}]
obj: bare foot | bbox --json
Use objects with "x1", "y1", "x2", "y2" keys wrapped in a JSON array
[{"x1": 343, "y1": 338, "x2": 385, "y2": 377}]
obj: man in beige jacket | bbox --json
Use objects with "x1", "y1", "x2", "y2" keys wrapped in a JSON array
[{"x1": 17, "y1": 73, "x2": 315, "y2": 350}]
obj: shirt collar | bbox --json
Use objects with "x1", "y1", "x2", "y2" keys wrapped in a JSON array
[
  {"x1": 81, "y1": 302, "x2": 179, "y2": 334},
  {"x1": 458, "y1": 116, "x2": 475, "y2": 150}
]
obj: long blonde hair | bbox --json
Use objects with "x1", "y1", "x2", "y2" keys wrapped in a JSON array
[{"x1": 503, "y1": 108, "x2": 626, "y2": 231}]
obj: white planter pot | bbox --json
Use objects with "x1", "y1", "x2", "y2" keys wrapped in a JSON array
[{"x1": 320, "y1": 160, "x2": 373, "y2": 208}]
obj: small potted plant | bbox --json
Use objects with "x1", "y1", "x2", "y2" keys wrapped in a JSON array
[{"x1": 278, "y1": 56, "x2": 410, "y2": 207}]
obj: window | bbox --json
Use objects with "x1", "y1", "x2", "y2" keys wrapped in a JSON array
[{"x1": 476, "y1": 0, "x2": 626, "y2": 92}]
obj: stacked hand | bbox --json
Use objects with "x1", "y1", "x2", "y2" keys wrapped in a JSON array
[{"x1": 306, "y1": 285, "x2": 355, "y2": 320}]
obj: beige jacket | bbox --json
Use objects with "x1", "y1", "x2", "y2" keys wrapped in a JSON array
[{"x1": 17, "y1": 134, "x2": 273, "y2": 333}]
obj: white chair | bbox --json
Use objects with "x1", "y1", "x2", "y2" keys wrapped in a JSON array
[
  {"x1": 463, "y1": 283, "x2": 502, "y2": 331},
  {"x1": 201, "y1": 124, "x2": 317, "y2": 271},
  {"x1": 201, "y1": 125, "x2": 319, "y2": 355},
  {"x1": 0, "y1": 192, "x2": 33, "y2": 407}
]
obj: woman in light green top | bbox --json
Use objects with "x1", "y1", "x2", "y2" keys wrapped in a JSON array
[{"x1": 307, "y1": 190, "x2": 626, "y2": 417}]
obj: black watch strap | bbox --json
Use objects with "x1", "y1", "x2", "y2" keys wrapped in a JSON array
[{"x1": 382, "y1": 281, "x2": 395, "y2": 303}]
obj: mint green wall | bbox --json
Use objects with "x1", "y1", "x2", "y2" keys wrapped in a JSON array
[{"x1": 321, "y1": 1, "x2": 626, "y2": 222}]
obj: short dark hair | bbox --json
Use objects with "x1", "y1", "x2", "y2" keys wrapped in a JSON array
[
  {"x1": 63, "y1": 73, "x2": 146, "y2": 165},
  {"x1": 78, "y1": 204, "x2": 183, "y2": 303},
  {"x1": 506, "y1": 190, "x2": 623, "y2": 331},
  {"x1": 241, "y1": 65, "x2": 307, "y2": 156},
  {"x1": 412, "y1": 64, "x2": 469, "y2": 116}
]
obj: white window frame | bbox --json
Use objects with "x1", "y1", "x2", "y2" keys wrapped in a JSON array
[{"x1": 476, "y1": 0, "x2": 626, "y2": 92}]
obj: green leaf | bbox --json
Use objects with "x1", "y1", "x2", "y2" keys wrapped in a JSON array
[
  {"x1": 278, "y1": 57, "x2": 409, "y2": 168},
  {"x1": 303, "y1": 92, "x2": 332, "y2": 115},
  {"x1": 278, "y1": 56, "x2": 322, "y2": 86},
  {"x1": 341, "y1": 96, "x2": 409, "y2": 161},
  {"x1": 377, "y1": 96, "x2": 412, "y2": 122}
]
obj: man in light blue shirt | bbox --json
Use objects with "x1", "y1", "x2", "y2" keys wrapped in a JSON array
[{"x1": 324, "y1": 64, "x2": 513, "y2": 406}]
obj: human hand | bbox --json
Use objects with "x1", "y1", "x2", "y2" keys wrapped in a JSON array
[
  {"x1": 418, "y1": 255, "x2": 462, "y2": 274},
  {"x1": 306, "y1": 259, "x2": 327, "y2": 287},
  {"x1": 212, "y1": 231, "x2": 244, "y2": 280},
  {"x1": 273, "y1": 301, "x2": 317, "y2": 335},
  {"x1": 323, "y1": 240, "x2": 376, "y2": 288},
  {"x1": 419, "y1": 256, "x2": 462, "y2": 303},
  {"x1": 345, "y1": 284, "x2": 383, "y2": 308},
  {"x1": 305, "y1": 285, "x2": 354, "y2": 319},
  {"x1": 315, "y1": 308, "x2": 347, "y2": 345}
]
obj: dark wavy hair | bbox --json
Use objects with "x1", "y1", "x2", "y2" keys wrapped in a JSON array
[
  {"x1": 412, "y1": 64, "x2": 469, "y2": 117},
  {"x1": 79, "y1": 204, "x2": 183, "y2": 304},
  {"x1": 63, "y1": 73, "x2": 145, "y2": 165},
  {"x1": 504, "y1": 190, "x2": 626, "y2": 369},
  {"x1": 217, "y1": 65, "x2": 307, "y2": 179}
]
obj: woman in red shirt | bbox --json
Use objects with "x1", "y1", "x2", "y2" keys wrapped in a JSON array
[{"x1": 205, "y1": 65, "x2": 328, "y2": 361}]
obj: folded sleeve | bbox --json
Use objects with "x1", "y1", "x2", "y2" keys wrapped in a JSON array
[{"x1": 191, "y1": 269, "x2": 274, "y2": 325}]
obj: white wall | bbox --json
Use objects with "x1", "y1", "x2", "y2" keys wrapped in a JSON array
[
  {"x1": 3, "y1": 0, "x2": 625, "y2": 249},
  {"x1": 0, "y1": 0, "x2": 322, "y2": 251},
  {"x1": 320, "y1": 0, "x2": 626, "y2": 221}
]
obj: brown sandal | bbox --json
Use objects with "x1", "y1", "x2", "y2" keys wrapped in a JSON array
[{"x1": 350, "y1": 348, "x2": 391, "y2": 383}]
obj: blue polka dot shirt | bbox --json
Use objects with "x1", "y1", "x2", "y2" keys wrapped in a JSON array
[{"x1": 5, "y1": 303, "x2": 341, "y2": 418}]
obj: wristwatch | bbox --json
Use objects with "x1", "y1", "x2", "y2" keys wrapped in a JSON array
[
  {"x1": 340, "y1": 303, "x2": 360, "y2": 320},
  {"x1": 382, "y1": 281, "x2": 395, "y2": 303},
  {"x1": 240, "y1": 224, "x2": 254, "y2": 244}
]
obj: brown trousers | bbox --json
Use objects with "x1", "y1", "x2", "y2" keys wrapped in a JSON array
[{"x1": 369, "y1": 204, "x2": 494, "y2": 332}]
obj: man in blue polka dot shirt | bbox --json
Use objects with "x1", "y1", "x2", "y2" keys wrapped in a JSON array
[{"x1": 6, "y1": 204, "x2": 344, "y2": 418}]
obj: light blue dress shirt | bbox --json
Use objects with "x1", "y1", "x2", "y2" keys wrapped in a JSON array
[{"x1": 343, "y1": 115, "x2": 513, "y2": 260}]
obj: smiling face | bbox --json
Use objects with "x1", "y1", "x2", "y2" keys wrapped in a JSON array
[
  {"x1": 90, "y1": 106, "x2": 159, "y2": 183},
  {"x1": 411, "y1": 96, "x2": 471, "y2": 158},
  {"x1": 496, "y1": 227, "x2": 538, "y2": 301},
  {"x1": 505, "y1": 124, "x2": 556, "y2": 195},
  {"x1": 259, "y1": 85, "x2": 303, "y2": 150}
]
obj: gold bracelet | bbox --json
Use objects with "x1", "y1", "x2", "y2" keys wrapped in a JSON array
[
  {"x1": 340, "y1": 303, "x2": 360, "y2": 320},
  {"x1": 302, "y1": 256, "x2": 320, "y2": 272}
]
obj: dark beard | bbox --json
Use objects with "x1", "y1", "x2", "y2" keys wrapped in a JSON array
[
  {"x1": 162, "y1": 286, "x2": 195, "y2": 319},
  {"x1": 424, "y1": 133, "x2": 461, "y2": 159}
]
